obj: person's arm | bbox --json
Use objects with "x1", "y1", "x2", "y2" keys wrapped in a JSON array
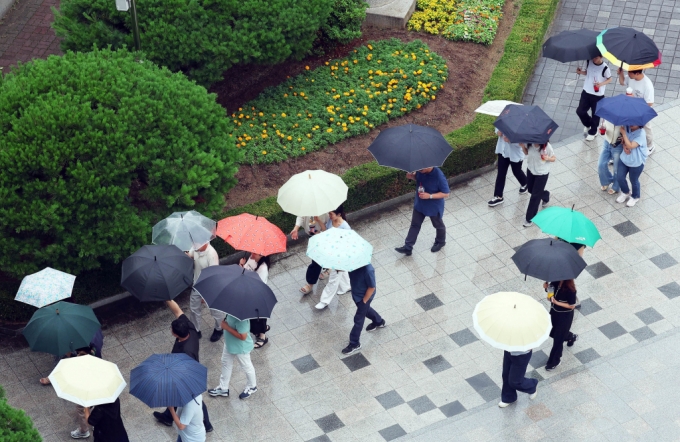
[
  {"x1": 545, "y1": 145, "x2": 557, "y2": 163},
  {"x1": 598, "y1": 76, "x2": 613, "y2": 87},
  {"x1": 406, "y1": 172, "x2": 416, "y2": 181},
  {"x1": 619, "y1": 128, "x2": 639, "y2": 152},
  {"x1": 575, "y1": 66, "x2": 586, "y2": 75},
  {"x1": 362, "y1": 287, "x2": 376, "y2": 304},
  {"x1": 316, "y1": 216, "x2": 327, "y2": 232},
  {"x1": 550, "y1": 296, "x2": 575, "y2": 310},
  {"x1": 166, "y1": 300, "x2": 183, "y2": 319},
  {"x1": 520, "y1": 143, "x2": 529, "y2": 155},
  {"x1": 290, "y1": 216, "x2": 304, "y2": 240},
  {"x1": 168, "y1": 406, "x2": 186, "y2": 431},
  {"x1": 418, "y1": 171, "x2": 450, "y2": 200},
  {"x1": 617, "y1": 67, "x2": 625, "y2": 85},
  {"x1": 221, "y1": 319, "x2": 247, "y2": 341}
]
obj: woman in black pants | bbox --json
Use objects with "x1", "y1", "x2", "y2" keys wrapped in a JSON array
[
  {"x1": 521, "y1": 142, "x2": 555, "y2": 228},
  {"x1": 544, "y1": 279, "x2": 578, "y2": 371}
]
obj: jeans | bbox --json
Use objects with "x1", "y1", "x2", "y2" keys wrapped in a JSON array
[
  {"x1": 526, "y1": 170, "x2": 550, "y2": 222},
  {"x1": 576, "y1": 90, "x2": 604, "y2": 135},
  {"x1": 597, "y1": 140, "x2": 623, "y2": 192},
  {"x1": 218, "y1": 349, "x2": 257, "y2": 391},
  {"x1": 501, "y1": 351, "x2": 538, "y2": 403},
  {"x1": 319, "y1": 270, "x2": 351, "y2": 305},
  {"x1": 189, "y1": 289, "x2": 223, "y2": 333},
  {"x1": 306, "y1": 260, "x2": 323, "y2": 285},
  {"x1": 349, "y1": 296, "x2": 383, "y2": 346},
  {"x1": 494, "y1": 154, "x2": 527, "y2": 198},
  {"x1": 617, "y1": 162, "x2": 645, "y2": 199},
  {"x1": 403, "y1": 209, "x2": 446, "y2": 250}
]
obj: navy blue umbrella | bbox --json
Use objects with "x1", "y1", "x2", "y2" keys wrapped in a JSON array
[
  {"x1": 511, "y1": 238, "x2": 587, "y2": 281},
  {"x1": 367, "y1": 124, "x2": 453, "y2": 172},
  {"x1": 542, "y1": 29, "x2": 600, "y2": 63},
  {"x1": 130, "y1": 353, "x2": 207, "y2": 408},
  {"x1": 493, "y1": 105, "x2": 559, "y2": 144},
  {"x1": 595, "y1": 95, "x2": 658, "y2": 127},
  {"x1": 121, "y1": 245, "x2": 194, "y2": 302}
]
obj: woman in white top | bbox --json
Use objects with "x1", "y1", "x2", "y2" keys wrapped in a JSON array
[
  {"x1": 520, "y1": 142, "x2": 556, "y2": 227},
  {"x1": 240, "y1": 253, "x2": 271, "y2": 348},
  {"x1": 315, "y1": 205, "x2": 352, "y2": 310}
]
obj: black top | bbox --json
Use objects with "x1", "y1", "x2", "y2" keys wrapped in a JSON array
[
  {"x1": 549, "y1": 281, "x2": 577, "y2": 312},
  {"x1": 171, "y1": 314, "x2": 200, "y2": 362},
  {"x1": 88, "y1": 398, "x2": 129, "y2": 442}
]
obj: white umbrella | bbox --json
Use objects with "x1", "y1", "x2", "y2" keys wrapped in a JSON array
[
  {"x1": 49, "y1": 355, "x2": 126, "y2": 407},
  {"x1": 277, "y1": 170, "x2": 348, "y2": 217},
  {"x1": 15, "y1": 267, "x2": 76, "y2": 308},
  {"x1": 474, "y1": 100, "x2": 522, "y2": 117},
  {"x1": 152, "y1": 210, "x2": 216, "y2": 252}
]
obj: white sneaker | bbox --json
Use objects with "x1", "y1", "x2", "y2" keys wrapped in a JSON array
[
  {"x1": 70, "y1": 429, "x2": 90, "y2": 439},
  {"x1": 626, "y1": 197, "x2": 639, "y2": 207},
  {"x1": 616, "y1": 192, "x2": 630, "y2": 203},
  {"x1": 315, "y1": 302, "x2": 328, "y2": 310},
  {"x1": 529, "y1": 389, "x2": 538, "y2": 400},
  {"x1": 498, "y1": 401, "x2": 513, "y2": 408},
  {"x1": 648, "y1": 145, "x2": 655, "y2": 155},
  {"x1": 583, "y1": 127, "x2": 589, "y2": 133},
  {"x1": 523, "y1": 220, "x2": 533, "y2": 228},
  {"x1": 585, "y1": 134, "x2": 595, "y2": 141}
]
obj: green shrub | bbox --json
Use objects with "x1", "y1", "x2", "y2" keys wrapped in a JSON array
[
  {"x1": 0, "y1": 48, "x2": 241, "y2": 279},
  {"x1": 0, "y1": 385, "x2": 42, "y2": 441},
  {"x1": 319, "y1": 0, "x2": 368, "y2": 46},
  {"x1": 52, "y1": 0, "x2": 335, "y2": 86}
]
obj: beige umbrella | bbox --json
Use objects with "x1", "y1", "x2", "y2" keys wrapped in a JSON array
[
  {"x1": 277, "y1": 170, "x2": 348, "y2": 217},
  {"x1": 472, "y1": 292, "x2": 551, "y2": 352},
  {"x1": 49, "y1": 355, "x2": 126, "y2": 407},
  {"x1": 474, "y1": 100, "x2": 522, "y2": 117}
]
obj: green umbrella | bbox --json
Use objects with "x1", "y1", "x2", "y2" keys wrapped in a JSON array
[
  {"x1": 22, "y1": 301, "x2": 101, "y2": 357},
  {"x1": 531, "y1": 206, "x2": 601, "y2": 248}
]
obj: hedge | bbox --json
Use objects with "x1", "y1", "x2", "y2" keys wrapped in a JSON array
[{"x1": 0, "y1": 384, "x2": 42, "y2": 441}]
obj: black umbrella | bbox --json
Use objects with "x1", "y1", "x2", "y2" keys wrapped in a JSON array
[
  {"x1": 511, "y1": 238, "x2": 587, "y2": 281},
  {"x1": 542, "y1": 29, "x2": 600, "y2": 62},
  {"x1": 367, "y1": 124, "x2": 453, "y2": 172},
  {"x1": 193, "y1": 265, "x2": 277, "y2": 321},
  {"x1": 121, "y1": 245, "x2": 194, "y2": 302},
  {"x1": 493, "y1": 105, "x2": 558, "y2": 144}
]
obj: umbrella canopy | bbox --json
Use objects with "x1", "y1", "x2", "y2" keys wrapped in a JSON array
[
  {"x1": 595, "y1": 95, "x2": 658, "y2": 127},
  {"x1": 367, "y1": 124, "x2": 453, "y2": 172},
  {"x1": 194, "y1": 265, "x2": 277, "y2": 320},
  {"x1": 15, "y1": 267, "x2": 76, "y2": 308},
  {"x1": 474, "y1": 100, "x2": 521, "y2": 117},
  {"x1": 473, "y1": 292, "x2": 551, "y2": 352},
  {"x1": 512, "y1": 238, "x2": 587, "y2": 281},
  {"x1": 306, "y1": 229, "x2": 373, "y2": 272},
  {"x1": 493, "y1": 105, "x2": 559, "y2": 144},
  {"x1": 532, "y1": 206, "x2": 601, "y2": 247},
  {"x1": 596, "y1": 27, "x2": 662, "y2": 70},
  {"x1": 121, "y1": 245, "x2": 194, "y2": 302},
  {"x1": 152, "y1": 210, "x2": 216, "y2": 252},
  {"x1": 130, "y1": 353, "x2": 207, "y2": 408},
  {"x1": 49, "y1": 355, "x2": 126, "y2": 407},
  {"x1": 216, "y1": 214, "x2": 287, "y2": 256},
  {"x1": 542, "y1": 29, "x2": 600, "y2": 62},
  {"x1": 22, "y1": 302, "x2": 101, "y2": 356},
  {"x1": 277, "y1": 170, "x2": 348, "y2": 217}
]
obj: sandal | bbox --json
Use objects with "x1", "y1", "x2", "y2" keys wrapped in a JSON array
[
  {"x1": 300, "y1": 284, "x2": 313, "y2": 294},
  {"x1": 39, "y1": 378, "x2": 51, "y2": 386},
  {"x1": 254, "y1": 337, "x2": 268, "y2": 349},
  {"x1": 600, "y1": 185, "x2": 609, "y2": 191},
  {"x1": 318, "y1": 269, "x2": 330, "y2": 280},
  {"x1": 607, "y1": 188, "x2": 616, "y2": 195},
  {"x1": 266, "y1": 325, "x2": 270, "y2": 332}
]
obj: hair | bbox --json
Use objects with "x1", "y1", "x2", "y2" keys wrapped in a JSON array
[
  {"x1": 629, "y1": 69, "x2": 643, "y2": 75},
  {"x1": 171, "y1": 317, "x2": 190, "y2": 338},
  {"x1": 528, "y1": 143, "x2": 547, "y2": 149},
  {"x1": 331, "y1": 204, "x2": 347, "y2": 220},
  {"x1": 250, "y1": 253, "x2": 272, "y2": 271},
  {"x1": 74, "y1": 346, "x2": 93, "y2": 356},
  {"x1": 561, "y1": 279, "x2": 576, "y2": 292}
]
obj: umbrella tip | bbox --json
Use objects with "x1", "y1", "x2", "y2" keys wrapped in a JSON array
[
  {"x1": 256, "y1": 215, "x2": 258, "y2": 220},
  {"x1": 514, "y1": 304, "x2": 516, "y2": 309},
  {"x1": 154, "y1": 256, "x2": 157, "y2": 261},
  {"x1": 572, "y1": 204, "x2": 575, "y2": 211}
]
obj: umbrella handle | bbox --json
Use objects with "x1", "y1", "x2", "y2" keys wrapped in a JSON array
[{"x1": 255, "y1": 308, "x2": 260, "y2": 320}]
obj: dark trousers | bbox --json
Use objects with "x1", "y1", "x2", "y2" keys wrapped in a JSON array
[
  {"x1": 576, "y1": 90, "x2": 604, "y2": 135},
  {"x1": 547, "y1": 311, "x2": 575, "y2": 367},
  {"x1": 306, "y1": 260, "x2": 322, "y2": 285},
  {"x1": 501, "y1": 351, "x2": 538, "y2": 403},
  {"x1": 349, "y1": 297, "x2": 383, "y2": 346},
  {"x1": 494, "y1": 154, "x2": 527, "y2": 198},
  {"x1": 526, "y1": 170, "x2": 550, "y2": 223},
  {"x1": 250, "y1": 318, "x2": 268, "y2": 335},
  {"x1": 404, "y1": 209, "x2": 446, "y2": 250},
  {"x1": 162, "y1": 401, "x2": 211, "y2": 430}
]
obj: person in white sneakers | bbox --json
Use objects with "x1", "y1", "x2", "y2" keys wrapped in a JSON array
[
  {"x1": 498, "y1": 349, "x2": 538, "y2": 408},
  {"x1": 616, "y1": 125, "x2": 648, "y2": 207},
  {"x1": 240, "y1": 253, "x2": 272, "y2": 348},
  {"x1": 521, "y1": 142, "x2": 556, "y2": 227},
  {"x1": 576, "y1": 56, "x2": 612, "y2": 141},
  {"x1": 618, "y1": 68, "x2": 655, "y2": 154},
  {"x1": 208, "y1": 314, "x2": 257, "y2": 400},
  {"x1": 488, "y1": 129, "x2": 527, "y2": 207},
  {"x1": 315, "y1": 205, "x2": 352, "y2": 310},
  {"x1": 187, "y1": 243, "x2": 223, "y2": 342}
]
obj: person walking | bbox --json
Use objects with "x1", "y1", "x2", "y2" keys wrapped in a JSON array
[
  {"x1": 187, "y1": 243, "x2": 223, "y2": 342},
  {"x1": 576, "y1": 56, "x2": 612, "y2": 141},
  {"x1": 521, "y1": 143, "x2": 555, "y2": 227},
  {"x1": 169, "y1": 395, "x2": 205, "y2": 442},
  {"x1": 488, "y1": 129, "x2": 527, "y2": 207},
  {"x1": 208, "y1": 314, "x2": 257, "y2": 400},
  {"x1": 153, "y1": 300, "x2": 212, "y2": 433},
  {"x1": 395, "y1": 167, "x2": 450, "y2": 256},
  {"x1": 315, "y1": 205, "x2": 352, "y2": 310},
  {"x1": 342, "y1": 263, "x2": 386, "y2": 355},
  {"x1": 597, "y1": 120, "x2": 623, "y2": 196},
  {"x1": 544, "y1": 280, "x2": 578, "y2": 371},
  {"x1": 618, "y1": 68, "x2": 655, "y2": 154},
  {"x1": 498, "y1": 349, "x2": 538, "y2": 408},
  {"x1": 240, "y1": 253, "x2": 272, "y2": 348},
  {"x1": 616, "y1": 125, "x2": 649, "y2": 207},
  {"x1": 295, "y1": 213, "x2": 331, "y2": 294},
  {"x1": 85, "y1": 398, "x2": 129, "y2": 442}
]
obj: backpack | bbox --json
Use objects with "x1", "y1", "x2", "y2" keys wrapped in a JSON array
[{"x1": 586, "y1": 60, "x2": 609, "y2": 78}]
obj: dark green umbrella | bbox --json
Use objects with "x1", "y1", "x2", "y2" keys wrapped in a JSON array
[
  {"x1": 531, "y1": 206, "x2": 601, "y2": 247},
  {"x1": 22, "y1": 301, "x2": 101, "y2": 356}
]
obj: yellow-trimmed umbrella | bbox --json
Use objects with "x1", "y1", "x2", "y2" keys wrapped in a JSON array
[
  {"x1": 472, "y1": 292, "x2": 551, "y2": 352},
  {"x1": 49, "y1": 355, "x2": 126, "y2": 407}
]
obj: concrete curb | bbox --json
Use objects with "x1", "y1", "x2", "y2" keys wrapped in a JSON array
[{"x1": 0, "y1": 0, "x2": 16, "y2": 21}]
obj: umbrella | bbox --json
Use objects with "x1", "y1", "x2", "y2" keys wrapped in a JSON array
[
  {"x1": 306, "y1": 229, "x2": 373, "y2": 272},
  {"x1": 194, "y1": 265, "x2": 277, "y2": 320},
  {"x1": 474, "y1": 100, "x2": 522, "y2": 117},
  {"x1": 130, "y1": 353, "x2": 207, "y2": 408},
  {"x1": 48, "y1": 355, "x2": 126, "y2": 407},
  {"x1": 277, "y1": 170, "x2": 348, "y2": 217},
  {"x1": 493, "y1": 105, "x2": 559, "y2": 144},
  {"x1": 511, "y1": 238, "x2": 587, "y2": 281},
  {"x1": 120, "y1": 245, "x2": 194, "y2": 302},
  {"x1": 216, "y1": 214, "x2": 287, "y2": 256},
  {"x1": 367, "y1": 124, "x2": 453, "y2": 172},
  {"x1": 597, "y1": 27, "x2": 662, "y2": 70},
  {"x1": 594, "y1": 95, "x2": 658, "y2": 127},
  {"x1": 152, "y1": 210, "x2": 216, "y2": 252},
  {"x1": 15, "y1": 267, "x2": 76, "y2": 308},
  {"x1": 532, "y1": 206, "x2": 601, "y2": 247},
  {"x1": 473, "y1": 292, "x2": 551, "y2": 352},
  {"x1": 22, "y1": 301, "x2": 101, "y2": 356},
  {"x1": 542, "y1": 29, "x2": 600, "y2": 62}
]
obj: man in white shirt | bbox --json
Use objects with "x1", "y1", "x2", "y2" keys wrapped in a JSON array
[
  {"x1": 169, "y1": 395, "x2": 206, "y2": 442},
  {"x1": 187, "y1": 242, "x2": 223, "y2": 342},
  {"x1": 618, "y1": 68, "x2": 655, "y2": 154},
  {"x1": 576, "y1": 56, "x2": 612, "y2": 141}
]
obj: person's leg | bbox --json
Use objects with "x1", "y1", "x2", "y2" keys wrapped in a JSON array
[
  {"x1": 75, "y1": 404, "x2": 89, "y2": 433},
  {"x1": 587, "y1": 95, "x2": 603, "y2": 135},
  {"x1": 617, "y1": 162, "x2": 631, "y2": 195},
  {"x1": 209, "y1": 308, "x2": 224, "y2": 333},
  {"x1": 509, "y1": 160, "x2": 527, "y2": 188},
  {"x1": 337, "y1": 271, "x2": 351, "y2": 295},
  {"x1": 598, "y1": 142, "x2": 614, "y2": 187},
  {"x1": 526, "y1": 174, "x2": 544, "y2": 222},
  {"x1": 319, "y1": 270, "x2": 341, "y2": 306},
  {"x1": 547, "y1": 328, "x2": 567, "y2": 367},
  {"x1": 364, "y1": 297, "x2": 383, "y2": 326},
  {"x1": 628, "y1": 164, "x2": 644, "y2": 199},
  {"x1": 403, "y1": 209, "x2": 426, "y2": 250},
  {"x1": 575, "y1": 90, "x2": 593, "y2": 129},
  {"x1": 202, "y1": 401, "x2": 212, "y2": 430},
  {"x1": 500, "y1": 351, "x2": 517, "y2": 404},
  {"x1": 494, "y1": 154, "x2": 511, "y2": 198},
  {"x1": 644, "y1": 121, "x2": 654, "y2": 149},
  {"x1": 611, "y1": 146, "x2": 622, "y2": 192},
  {"x1": 536, "y1": 173, "x2": 550, "y2": 203},
  {"x1": 349, "y1": 301, "x2": 370, "y2": 346},
  {"x1": 526, "y1": 169, "x2": 536, "y2": 194},
  {"x1": 430, "y1": 215, "x2": 446, "y2": 246},
  {"x1": 508, "y1": 351, "x2": 538, "y2": 395},
  {"x1": 305, "y1": 260, "x2": 323, "y2": 285},
  {"x1": 218, "y1": 348, "x2": 235, "y2": 391},
  {"x1": 237, "y1": 352, "x2": 257, "y2": 390},
  {"x1": 189, "y1": 290, "x2": 203, "y2": 333}
]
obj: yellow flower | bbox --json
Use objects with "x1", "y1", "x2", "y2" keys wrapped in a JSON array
[
  {"x1": 262, "y1": 151, "x2": 267, "y2": 155},
  {"x1": 287, "y1": 136, "x2": 292, "y2": 140},
  {"x1": 281, "y1": 113, "x2": 287, "y2": 117},
  {"x1": 258, "y1": 112, "x2": 264, "y2": 117},
  {"x1": 367, "y1": 44, "x2": 373, "y2": 50},
  {"x1": 327, "y1": 128, "x2": 333, "y2": 132},
  {"x1": 305, "y1": 66, "x2": 310, "y2": 70}
]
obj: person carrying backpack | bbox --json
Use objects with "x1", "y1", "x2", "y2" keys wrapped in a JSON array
[{"x1": 576, "y1": 56, "x2": 612, "y2": 141}]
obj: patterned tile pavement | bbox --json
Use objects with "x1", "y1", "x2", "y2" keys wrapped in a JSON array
[{"x1": 1, "y1": 98, "x2": 679, "y2": 441}]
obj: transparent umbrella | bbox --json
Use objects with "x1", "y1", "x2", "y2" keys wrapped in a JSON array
[{"x1": 152, "y1": 210, "x2": 216, "y2": 252}]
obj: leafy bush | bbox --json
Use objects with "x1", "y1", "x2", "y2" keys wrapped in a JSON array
[
  {"x1": 319, "y1": 0, "x2": 369, "y2": 46},
  {"x1": 230, "y1": 39, "x2": 448, "y2": 164},
  {"x1": 52, "y1": 0, "x2": 335, "y2": 86},
  {"x1": 0, "y1": 48, "x2": 241, "y2": 278},
  {"x1": 0, "y1": 385, "x2": 42, "y2": 441}
]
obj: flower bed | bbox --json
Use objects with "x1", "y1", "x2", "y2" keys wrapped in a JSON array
[
  {"x1": 230, "y1": 39, "x2": 448, "y2": 164},
  {"x1": 408, "y1": 0, "x2": 504, "y2": 45}
]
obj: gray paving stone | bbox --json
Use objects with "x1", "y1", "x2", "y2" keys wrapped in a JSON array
[
  {"x1": 449, "y1": 328, "x2": 478, "y2": 347},
  {"x1": 658, "y1": 282, "x2": 680, "y2": 299},
  {"x1": 574, "y1": 348, "x2": 601, "y2": 364},
  {"x1": 635, "y1": 307, "x2": 664, "y2": 325},
  {"x1": 650, "y1": 252, "x2": 678, "y2": 269},
  {"x1": 407, "y1": 395, "x2": 437, "y2": 415},
  {"x1": 578, "y1": 298, "x2": 603, "y2": 316},
  {"x1": 341, "y1": 353, "x2": 371, "y2": 372},
  {"x1": 423, "y1": 355, "x2": 452, "y2": 374},
  {"x1": 379, "y1": 424, "x2": 407, "y2": 441},
  {"x1": 375, "y1": 390, "x2": 405, "y2": 410},
  {"x1": 291, "y1": 354, "x2": 321, "y2": 374},
  {"x1": 630, "y1": 326, "x2": 657, "y2": 342},
  {"x1": 586, "y1": 261, "x2": 614, "y2": 279},
  {"x1": 314, "y1": 413, "x2": 345, "y2": 433},
  {"x1": 415, "y1": 293, "x2": 444, "y2": 311},
  {"x1": 529, "y1": 349, "x2": 549, "y2": 368},
  {"x1": 439, "y1": 400, "x2": 466, "y2": 418},
  {"x1": 613, "y1": 220, "x2": 641, "y2": 237},
  {"x1": 599, "y1": 321, "x2": 628, "y2": 340},
  {"x1": 307, "y1": 436, "x2": 332, "y2": 442}
]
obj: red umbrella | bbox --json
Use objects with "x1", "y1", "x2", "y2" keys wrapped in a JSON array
[{"x1": 216, "y1": 214, "x2": 287, "y2": 256}]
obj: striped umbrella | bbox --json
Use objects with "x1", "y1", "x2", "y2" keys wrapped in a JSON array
[
  {"x1": 130, "y1": 353, "x2": 207, "y2": 408},
  {"x1": 596, "y1": 27, "x2": 661, "y2": 70}
]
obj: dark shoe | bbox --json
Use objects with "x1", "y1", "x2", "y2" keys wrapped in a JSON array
[
  {"x1": 567, "y1": 334, "x2": 579, "y2": 347},
  {"x1": 431, "y1": 243, "x2": 444, "y2": 253},
  {"x1": 205, "y1": 424, "x2": 214, "y2": 433},
  {"x1": 488, "y1": 196, "x2": 504, "y2": 207},
  {"x1": 366, "y1": 319, "x2": 386, "y2": 332},
  {"x1": 542, "y1": 192, "x2": 550, "y2": 207},
  {"x1": 545, "y1": 361, "x2": 561, "y2": 371},
  {"x1": 519, "y1": 185, "x2": 528, "y2": 195},
  {"x1": 210, "y1": 329, "x2": 222, "y2": 342},
  {"x1": 342, "y1": 343, "x2": 362, "y2": 355},
  {"x1": 196, "y1": 330, "x2": 202, "y2": 339},
  {"x1": 153, "y1": 411, "x2": 172, "y2": 427},
  {"x1": 239, "y1": 386, "x2": 257, "y2": 399},
  {"x1": 394, "y1": 246, "x2": 412, "y2": 256}
]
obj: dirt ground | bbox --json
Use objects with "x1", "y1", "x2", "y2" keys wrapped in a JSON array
[{"x1": 210, "y1": 0, "x2": 519, "y2": 209}]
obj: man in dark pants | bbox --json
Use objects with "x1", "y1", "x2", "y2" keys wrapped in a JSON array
[
  {"x1": 153, "y1": 300, "x2": 213, "y2": 433},
  {"x1": 575, "y1": 56, "x2": 612, "y2": 141},
  {"x1": 498, "y1": 349, "x2": 538, "y2": 408},
  {"x1": 395, "y1": 167, "x2": 451, "y2": 256},
  {"x1": 342, "y1": 263, "x2": 386, "y2": 355}
]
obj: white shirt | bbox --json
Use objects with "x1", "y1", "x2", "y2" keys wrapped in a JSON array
[
  {"x1": 187, "y1": 244, "x2": 219, "y2": 283},
  {"x1": 494, "y1": 129, "x2": 525, "y2": 162},
  {"x1": 626, "y1": 75, "x2": 654, "y2": 104},
  {"x1": 175, "y1": 395, "x2": 205, "y2": 442},
  {"x1": 524, "y1": 143, "x2": 555, "y2": 176},
  {"x1": 294, "y1": 214, "x2": 330, "y2": 235},
  {"x1": 582, "y1": 60, "x2": 611, "y2": 96},
  {"x1": 244, "y1": 258, "x2": 269, "y2": 284}
]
